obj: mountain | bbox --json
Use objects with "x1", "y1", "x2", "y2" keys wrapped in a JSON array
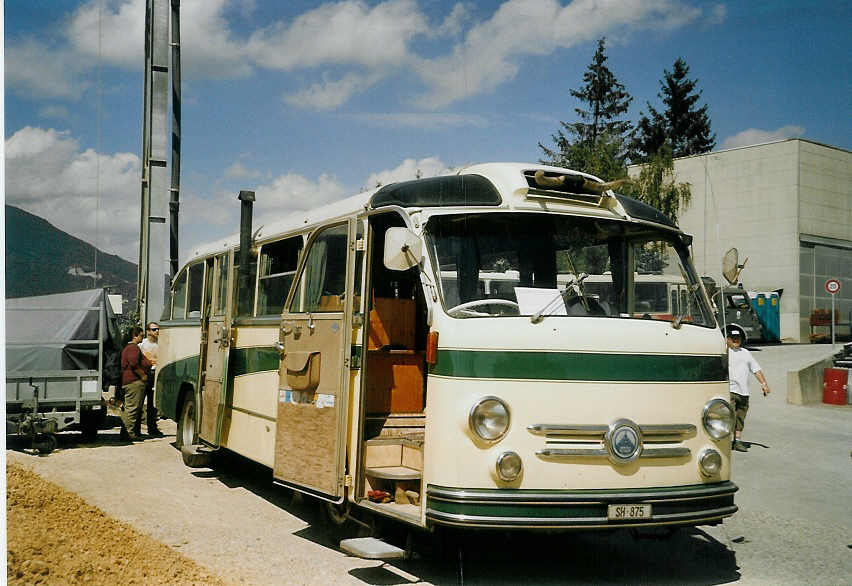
[{"x1": 5, "y1": 205, "x2": 138, "y2": 306}]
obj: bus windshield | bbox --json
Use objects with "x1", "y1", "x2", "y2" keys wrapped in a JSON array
[{"x1": 425, "y1": 212, "x2": 714, "y2": 326}]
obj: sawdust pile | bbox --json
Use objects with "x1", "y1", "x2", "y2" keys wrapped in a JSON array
[{"x1": 6, "y1": 462, "x2": 228, "y2": 585}]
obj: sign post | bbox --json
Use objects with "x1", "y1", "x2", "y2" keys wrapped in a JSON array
[{"x1": 825, "y1": 279, "x2": 841, "y2": 347}]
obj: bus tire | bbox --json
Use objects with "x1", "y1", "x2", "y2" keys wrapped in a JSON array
[{"x1": 176, "y1": 394, "x2": 213, "y2": 468}]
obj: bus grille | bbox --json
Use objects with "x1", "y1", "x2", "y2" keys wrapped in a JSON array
[{"x1": 528, "y1": 423, "x2": 695, "y2": 459}]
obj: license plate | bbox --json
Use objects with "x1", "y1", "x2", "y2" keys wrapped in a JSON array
[{"x1": 607, "y1": 504, "x2": 652, "y2": 520}]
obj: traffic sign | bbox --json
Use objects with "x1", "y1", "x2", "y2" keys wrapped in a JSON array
[{"x1": 825, "y1": 279, "x2": 841, "y2": 294}]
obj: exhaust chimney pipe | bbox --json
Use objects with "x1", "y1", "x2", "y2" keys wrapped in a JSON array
[{"x1": 237, "y1": 190, "x2": 255, "y2": 313}]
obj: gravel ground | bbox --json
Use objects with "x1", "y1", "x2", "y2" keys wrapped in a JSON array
[{"x1": 6, "y1": 461, "x2": 227, "y2": 585}]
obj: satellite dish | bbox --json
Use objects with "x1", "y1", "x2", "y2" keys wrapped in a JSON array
[{"x1": 722, "y1": 248, "x2": 748, "y2": 285}]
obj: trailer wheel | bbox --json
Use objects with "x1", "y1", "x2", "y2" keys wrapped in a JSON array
[
  {"x1": 34, "y1": 434, "x2": 58, "y2": 454},
  {"x1": 176, "y1": 394, "x2": 214, "y2": 468}
]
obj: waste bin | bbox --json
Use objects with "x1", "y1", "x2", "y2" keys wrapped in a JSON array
[{"x1": 823, "y1": 368, "x2": 848, "y2": 405}]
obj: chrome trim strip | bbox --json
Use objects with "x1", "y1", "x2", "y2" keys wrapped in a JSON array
[
  {"x1": 528, "y1": 424, "x2": 608, "y2": 435},
  {"x1": 229, "y1": 405, "x2": 276, "y2": 422},
  {"x1": 537, "y1": 447, "x2": 691, "y2": 459},
  {"x1": 426, "y1": 482, "x2": 738, "y2": 503},
  {"x1": 641, "y1": 447, "x2": 691, "y2": 458},
  {"x1": 529, "y1": 423, "x2": 695, "y2": 436},
  {"x1": 641, "y1": 424, "x2": 696, "y2": 436},
  {"x1": 425, "y1": 506, "x2": 738, "y2": 528},
  {"x1": 537, "y1": 448, "x2": 609, "y2": 457}
]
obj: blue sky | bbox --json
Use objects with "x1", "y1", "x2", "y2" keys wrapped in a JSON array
[{"x1": 5, "y1": 0, "x2": 851, "y2": 263}]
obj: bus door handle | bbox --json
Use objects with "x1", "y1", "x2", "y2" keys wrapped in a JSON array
[{"x1": 307, "y1": 314, "x2": 315, "y2": 331}]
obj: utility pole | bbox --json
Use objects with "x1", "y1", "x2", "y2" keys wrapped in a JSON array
[{"x1": 138, "y1": 0, "x2": 180, "y2": 325}]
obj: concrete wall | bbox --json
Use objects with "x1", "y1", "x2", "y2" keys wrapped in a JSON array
[{"x1": 798, "y1": 141, "x2": 852, "y2": 242}]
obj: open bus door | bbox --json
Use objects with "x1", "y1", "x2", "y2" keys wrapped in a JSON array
[
  {"x1": 198, "y1": 252, "x2": 233, "y2": 446},
  {"x1": 273, "y1": 219, "x2": 361, "y2": 501}
]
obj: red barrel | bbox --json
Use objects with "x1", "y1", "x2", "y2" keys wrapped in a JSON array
[{"x1": 823, "y1": 368, "x2": 848, "y2": 405}]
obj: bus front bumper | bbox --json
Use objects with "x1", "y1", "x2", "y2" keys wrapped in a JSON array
[{"x1": 426, "y1": 481, "x2": 737, "y2": 530}]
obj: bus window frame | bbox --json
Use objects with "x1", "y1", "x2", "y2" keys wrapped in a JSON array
[{"x1": 257, "y1": 235, "x2": 304, "y2": 317}]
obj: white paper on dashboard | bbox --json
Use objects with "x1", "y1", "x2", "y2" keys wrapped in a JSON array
[{"x1": 514, "y1": 287, "x2": 566, "y2": 316}]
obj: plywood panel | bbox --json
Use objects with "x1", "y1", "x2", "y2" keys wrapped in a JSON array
[{"x1": 273, "y1": 399, "x2": 338, "y2": 495}]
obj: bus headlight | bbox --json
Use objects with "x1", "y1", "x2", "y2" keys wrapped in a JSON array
[
  {"x1": 699, "y1": 448, "x2": 722, "y2": 476},
  {"x1": 469, "y1": 396, "x2": 510, "y2": 442},
  {"x1": 496, "y1": 451, "x2": 523, "y2": 482},
  {"x1": 702, "y1": 398, "x2": 733, "y2": 440}
]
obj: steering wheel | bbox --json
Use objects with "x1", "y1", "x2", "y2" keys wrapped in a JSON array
[{"x1": 447, "y1": 298, "x2": 520, "y2": 317}]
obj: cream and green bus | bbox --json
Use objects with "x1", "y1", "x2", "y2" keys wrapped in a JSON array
[{"x1": 156, "y1": 162, "x2": 736, "y2": 542}]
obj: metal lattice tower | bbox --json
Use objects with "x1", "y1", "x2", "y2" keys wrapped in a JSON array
[{"x1": 138, "y1": 0, "x2": 180, "y2": 325}]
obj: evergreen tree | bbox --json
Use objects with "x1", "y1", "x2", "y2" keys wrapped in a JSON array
[
  {"x1": 631, "y1": 57, "x2": 715, "y2": 161},
  {"x1": 540, "y1": 38, "x2": 633, "y2": 174}
]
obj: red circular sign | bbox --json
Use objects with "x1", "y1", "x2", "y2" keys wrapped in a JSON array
[{"x1": 825, "y1": 279, "x2": 841, "y2": 294}]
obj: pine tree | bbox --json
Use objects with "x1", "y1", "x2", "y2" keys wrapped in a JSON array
[
  {"x1": 631, "y1": 57, "x2": 715, "y2": 161},
  {"x1": 539, "y1": 38, "x2": 633, "y2": 175}
]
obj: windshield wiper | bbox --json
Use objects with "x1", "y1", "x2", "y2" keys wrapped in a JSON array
[{"x1": 530, "y1": 272, "x2": 589, "y2": 323}]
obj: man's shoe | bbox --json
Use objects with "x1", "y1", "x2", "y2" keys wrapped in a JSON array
[{"x1": 147, "y1": 428, "x2": 165, "y2": 438}]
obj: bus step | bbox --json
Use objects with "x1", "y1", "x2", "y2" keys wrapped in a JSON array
[{"x1": 339, "y1": 537, "x2": 406, "y2": 560}]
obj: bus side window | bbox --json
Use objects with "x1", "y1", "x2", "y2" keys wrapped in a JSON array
[
  {"x1": 290, "y1": 224, "x2": 348, "y2": 313},
  {"x1": 187, "y1": 263, "x2": 204, "y2": 320},
  {"x1": 258, "y1": 237, "x2": 303, "y2": 316},
  {"x1": 214, "y1": 254, "x2": 229, "y2": 316},
  {"x1": 172, "y1": 269, "x2": 188, "y2": 319},
  {"x1": 232, "y1": 247, "x2": 259, "y2": 317}
]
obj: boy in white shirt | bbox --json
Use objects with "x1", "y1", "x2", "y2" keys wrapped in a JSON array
[{"x1": 726, "y1": 324, "x2": 770, "y2": 451}]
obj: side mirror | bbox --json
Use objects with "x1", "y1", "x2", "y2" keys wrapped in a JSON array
[{"x1": 383, "y1": 227, "x2": 423, "y2": 271}]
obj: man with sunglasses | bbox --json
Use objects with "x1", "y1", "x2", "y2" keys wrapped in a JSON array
[{"x1": 138, "y1": 322, "x2": 163, "y2": 437}]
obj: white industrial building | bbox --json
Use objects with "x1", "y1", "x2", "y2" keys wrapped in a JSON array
[{"x1": 651, "y1": 139, "x2": 851, "y2": 342}]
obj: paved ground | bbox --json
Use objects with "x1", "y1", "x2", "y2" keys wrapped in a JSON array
[{"x1": 6, "y1": 343, "x2": 852, "y2": 585}]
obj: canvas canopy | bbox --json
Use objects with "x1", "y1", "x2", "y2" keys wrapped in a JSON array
[{"x1": 5, "y1": 288, "x2": 121, "y2": 373}]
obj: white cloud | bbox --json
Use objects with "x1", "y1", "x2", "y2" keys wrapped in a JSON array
[
  {"x1": 224, "y1": 160, "x2": 263, "y2": 179},
  {"x1": 5, "y1": 127, "x2": 142, "y2": 261},
  {"x1": 5, "y1": 39, "x2": 90, "y2": 99},
  {"x1": 708, "y1": 4, "x2": 727, "y2": 25},
  {"x1": 413, "y1": 0, "x2": 703, "y2": 109},
  {"x1": 9, "y1": 0, "x2": 713, "y2": 109},
  {"x1": 38, "y1": 105, "x2": 71, "y2": 120},
  {"x1": 284, "y1": 72, "x2": 385, "y2": 111},
  {"x1": 351, "y1": 112, "x2": 488, "y2": 128},
  {"x1": 247, "y1": 0, "x2": 428, "y2": 70},
  {"x1": 364, "y1": 157, "x2": 450, "y2": 188},
  {"x1": 721, "y1": 125, "x2": 805, "y2": 149}
]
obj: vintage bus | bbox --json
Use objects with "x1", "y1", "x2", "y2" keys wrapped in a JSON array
[{"x1": 156, "y1": 163, "x2": 736, "y2": 548}]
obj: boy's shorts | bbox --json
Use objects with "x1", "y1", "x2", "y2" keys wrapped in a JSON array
[{"x1": 730, "y1": 393, "x2": 749, "y2": 432}]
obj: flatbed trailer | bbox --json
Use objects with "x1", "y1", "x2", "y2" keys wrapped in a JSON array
[{"x1": 5, "y1": 289, "x2": 119, "y2": 452}]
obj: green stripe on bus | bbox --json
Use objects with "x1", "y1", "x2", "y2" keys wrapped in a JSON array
[
  {"x1": 430, "y1": 350, "x2": 725, "y2": 382},
  {"x1": 230, "y1": 346, "x2": 280, "y2": 377},
  {"x1": 156, "y1": 355, "x2": 200, "y2": 420}
]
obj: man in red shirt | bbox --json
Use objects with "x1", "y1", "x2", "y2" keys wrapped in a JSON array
[{"x1": 120, "y1": 326, "x2": 152, "y2": 441}]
